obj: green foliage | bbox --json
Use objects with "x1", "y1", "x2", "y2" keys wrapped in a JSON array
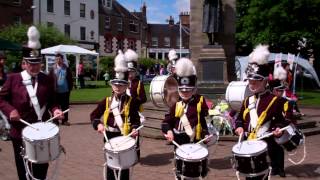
[
  {"x1": 236, "y1": 0, "x2": 320, "y2": 55},
  {"x1": 139, "y1": 58, "x2": 156, "y2": 68},
  {"x1": 99, "y1": 56, "x2": 114, "y2": 73},
  {"x1": 0, "y1": 24, "x2": 75, "y2": 68}
]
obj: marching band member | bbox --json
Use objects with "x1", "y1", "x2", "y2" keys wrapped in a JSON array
[
  {"x1": 0, "y1": 26, "x2": 63, "y2": 180},
  {"x1": 124, "y1": 49, "x2": 147, "y2": 160},
  {"x1": 161, "y1": 58, "x2": 210, "y2": 179},
  {"x1": 90, "y1": 50, "x2": 140, "y2": 180},
  {"x1": 234, "y1": 45, "x2": 290, "y2": 179},
  {"x1": 167, "y1": 49, "x2": 179, "y2": 75}
]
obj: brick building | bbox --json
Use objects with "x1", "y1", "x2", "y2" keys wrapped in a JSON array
[
  {"x1": 0, "y1": 0, "x2": 33, "y2": 28},
  {"x1": 147, "y1": 12, "x2": 190, "y2": 60},
  {"x1": 99, "y1": 0, "x2": 147, "y2": 57}
]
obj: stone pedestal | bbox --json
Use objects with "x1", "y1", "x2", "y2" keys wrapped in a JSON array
[{"x1": 190, "y1": 0, "x2": 236, "y2": 99}]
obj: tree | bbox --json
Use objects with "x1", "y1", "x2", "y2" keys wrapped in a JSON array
[
  {"x1": 236, "y1": 0, "x2": 320, "y2": 57},
  {"x1": 0, "y1": 24, "x2": 75, "y2": 69}
]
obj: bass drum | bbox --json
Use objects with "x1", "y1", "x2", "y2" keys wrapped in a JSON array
[
  {"x1": 225, "y1": 81, "x2": 253, "y2": 111},
  {"x1": 150, "y1": 75, "x2": 179, "y2": 108}
]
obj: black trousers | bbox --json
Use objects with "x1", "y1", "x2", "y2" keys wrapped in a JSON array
[
  {"x1": 104, "y1": 131, "x2": 130, "y2": 180},
  {"x1": 56, "y1": 91, "x2": 70, "y2": 122},
  {"x1": 11, "y1": 138, "x2": 49, "y2": 180}
]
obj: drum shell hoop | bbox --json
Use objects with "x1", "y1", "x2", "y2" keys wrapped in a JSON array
[
  {"x1": 232, "y1": 148, "x2": 268, "y2": 158},
  {"x1": 23, "y1": 133, "x2": 60, "y2": 163},
  {"x1": 104, "y1": 144, "x2": 137, "y2": 169}
]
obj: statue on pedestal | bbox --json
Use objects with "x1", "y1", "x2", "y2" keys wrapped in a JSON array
[{"x1": 202, "y1": 0, "x2": 222, "y2": 45}]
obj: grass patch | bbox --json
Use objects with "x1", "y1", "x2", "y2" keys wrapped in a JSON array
[
  {"x1": 70, "y1": 81, "x2": 150, "y2": 103},
  {"x1": 298, "y1": 90, "x2": 320, "y2": 107}
]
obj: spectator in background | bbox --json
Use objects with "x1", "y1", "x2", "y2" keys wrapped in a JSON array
[
  {"x1": 78, "y1": 59, "x2": 85, "y2": 88},
  {"x1": 159, "y1": 65, "x2": 165, "y2": 75},
  {"x1": 103, "y1": 71, "x2": 110, "y2": 86},
  {"x1": 49, "y1": 53, "x2": 73, "y2": 126}
]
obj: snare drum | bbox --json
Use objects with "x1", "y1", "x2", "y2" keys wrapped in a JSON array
[
  {"x1": 150, "y1": 75, "x2": 179, "y2": 108},
  {"x1": 225, "y1": 81, "x2": 253, "y2": 111},
  {"x1": 104, "y1": 136, "x2": 137, "y2": 169},
  {"x1": 22, "y1": 122, "x2": 60, "y2": 163},
  {"x1": 232, "y1": 140, "x2": 269, "y2": 177},
  {"x1": 175, "y1": 143, "x2": 208, "y2": 178},
  {"x1": 275, "y1": 124, "x2": 304, "y2": 151}
]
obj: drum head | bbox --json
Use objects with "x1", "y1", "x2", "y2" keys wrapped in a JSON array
[
  {"x1": 105, "y1": 136, "x2": 136, "y2": 151},
  {"x1": 22, "y1": 122, "x2": 59, "y2": 140},
  {"x1": 163, "y1": 76, "x2": 179, "y2": 107},
  {"x1": 150, "y1": 75, "x2": 178, "y2": 108},
  {"x1": 232, "y1": 140, "x2": 267, "y2": 156},
  {"x1": 176, "y1": 144, "x2": 208, "y2": 160}
]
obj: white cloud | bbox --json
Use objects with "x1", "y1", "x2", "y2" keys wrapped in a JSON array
[{"x1": 175, "y1": 0, "x2": 190, "y2": 13}]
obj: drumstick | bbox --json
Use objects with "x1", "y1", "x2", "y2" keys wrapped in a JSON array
[
  {"x1": 238, "y1": 132, "x2": 243, "y2": 150},
  {"x1": 172, "y1": 140, "x2": 188, "y2": 154},
  {"x1": 103, "y1": 131, "x2": 114, "y2": 149},
  {"x1": 196, "y1": 134, "x2": 213, "y2": 144},
  {"x1": 256, "y1": 126, "x2": 291, "y2": 141},
  {"x1": 20, "y1": 119, "x2": 39, "y2": 131},
  {"x1": 126, "y1": 125, "x2": 144, "y2": 137},
  {"x1": 46, "y1": 109, "x2": 70, "y2": 123}
]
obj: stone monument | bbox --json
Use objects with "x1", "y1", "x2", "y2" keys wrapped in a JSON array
[{"x1": 190, "y1": 0, "x2": 236, "y2": 98}]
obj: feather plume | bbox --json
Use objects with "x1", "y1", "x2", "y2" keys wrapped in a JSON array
[
  {"x1": 248, "y1": 44, "x2": 270, "y2": 65},
  {"x1": 168, "y1": 49, "x2": 178, "y2": 61},
  {"x1": 175, "y1": 58, "x2": 196, "y2": 77},
  {"x1": 124, "y1": 49, "x2": 138, "y2": 62},
  {"x1": 27, "y1": 26, "x2": 41, "y2": 49},
  {"x1": 273, "y1": 66, "x2": 287, "y2": 81},
  {"x1": 114, "y1": 50, "x2": 128, "y2": 72}
]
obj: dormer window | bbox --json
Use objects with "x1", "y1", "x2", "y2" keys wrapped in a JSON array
[{"x1": 103, "y1": 0, "x2": 112, "y2": 9}]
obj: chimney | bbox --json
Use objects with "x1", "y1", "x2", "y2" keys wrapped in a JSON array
[
  {"x1": 168, "y1": 16, "x2": 174, "y2": 25},
  {"x1": 179, "y1": 12, "x2": 190, "y2": 26},
  {"x1": 141, "y1": 2, "x2": 147, "y2": 17}
]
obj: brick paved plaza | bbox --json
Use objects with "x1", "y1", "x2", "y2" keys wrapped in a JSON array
[{"x1": 1, "y1": 104, "x2": 320, "y2": 180}]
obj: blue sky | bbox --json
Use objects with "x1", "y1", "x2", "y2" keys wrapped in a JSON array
[{"x1": 117, "y1": 0, "x2": 190, "y2": 24}]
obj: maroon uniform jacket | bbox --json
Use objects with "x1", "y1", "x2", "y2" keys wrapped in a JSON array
[
  {"x1": 162, "y1": 94, "x2": 209, "y2": 138},
  {"x1": 0, "y1": 72, "x2": 59, "y2": 139},
  {"x1": 129, "y1": 78, "x2": 147, "y2": 105},
  {"x1": 90, "y1": 93, "x2": 140, "y2": 131},
  {"x1": 235, "y1": 91, "x2": 290, "y2": 135}
]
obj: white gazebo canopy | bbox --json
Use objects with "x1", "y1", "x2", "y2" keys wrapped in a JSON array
[{"x1": 41, "y1": 44, "x2": 99, "y2": 87}]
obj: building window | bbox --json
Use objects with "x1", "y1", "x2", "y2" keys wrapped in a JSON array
[
  {"x1": 80, "y1": 3, "x2": 86, "y2": 18},
  {"x1": 105, "y1": 16, "x2": 111, "y2": 30},
  {"x1": 64, "y1": 24, "x2": 70, "y2": 37},
  {"x1": 80, "y1": 27, "x2": 86, "y2": 40},
  {"x1": 117, "y1": 18, "x2": 123, "y2": 31},
  {"x1": 103, "y1": 0, "x2": 112, "y2": 8},
  {"x1": 90, "y1": 10, "x2": 95, "y2": 19},
  {"x1": 47, "y1": 22, "x2": 54, "y2": 27},
  {"x1": 13, "y1": 16, "x2": 21, "y2": 25},
  {"x1": 64, "y1": 0, "x2": 70, "y2": 15},
  {"x1": 128, "y1": 39, "x2": 136, "y2": 50},
  {"x1": 151, "y1": 37, "x2": 158, "y2": 47},
  {"x1": 117, "y1": 39, "x2": 124, "y2": 51},
  {"x1": 47, "y1": 0, "x2": 54, "y2": 13},
  {"x1": 129, "y1": 20, "x2": 138, "y2": 33},
  {"x1": 176, "y1": 37, "x2": 181, "y2": 47},
  {"x1": 164, "y1": 37, "x2": 170, "y2": 47},
  {"x1": 105, "y1": 37, "x2": 112, "y2": 53}
]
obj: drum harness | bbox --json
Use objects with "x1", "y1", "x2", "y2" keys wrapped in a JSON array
[
  {"x1": 21, "y1": 70, "x2": 66, "y2": 180},
  {"x1": 174, "y1": 96, "x2": 204, "y2": 142}
]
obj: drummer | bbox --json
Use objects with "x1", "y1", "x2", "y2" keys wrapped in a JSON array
[
  {"x1": 167, "y1": 49, "x2": 179, "y2": 75},
  {"x1": 90, "y1": 50, "x2": 140, "y2": 180},
  {"x1": 234, "y1": 45, "x2": 290, "y2": 179},
  {"x1": 124, "y1": 49, "x2": 147, "y2": 160},
  {"x1": 161, "y1": 58, "x2": 211, "y2": 144},
  {"x1": 0, "y1": 26, "x2": 63, "y2": 180}
]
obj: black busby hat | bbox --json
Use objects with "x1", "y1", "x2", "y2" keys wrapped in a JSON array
[
  {"x1": 23, "y1": 26, "x2": 42, "y2": 64},
  {"x1": 124, "y1": 49, "x2": 138, "y2": 71},
  {"x1": 110, "y1": 50, "x2": 129, "y2": 85},
  {"x1": 269, "y1": 79, "x2": 287, "y2": 91},
  {"x1": 175, "y1": 58, "x2": 197, "y2": 91},
  {"x1": 245, "y1": 44, "x2": 270, "y2": 80}
]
